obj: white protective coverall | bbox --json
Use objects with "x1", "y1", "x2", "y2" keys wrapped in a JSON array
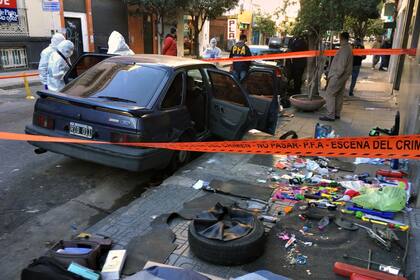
[
  {"x1": 47, "y1": 40, "x2": 74, "y2": 92},
  {"x1": 107, "y1": 31, "x2": 135, "y2": 56},
  {"x1": 203, "y1": 38, "x2": 222, "y2": 59},
  {"x1": 38, "y1": 33, "x2": 65, "y2": 88}
]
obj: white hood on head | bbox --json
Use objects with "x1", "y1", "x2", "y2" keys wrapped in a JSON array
[
  {"x1": 51, "y1": 33, "x2": 65, "y2": 49},
  {"x1": 57, "y1": 40, "x2": 75, "y2": 58},
  {"x1": 107, "y1": 31, "x2": 134, "y2": 55}
]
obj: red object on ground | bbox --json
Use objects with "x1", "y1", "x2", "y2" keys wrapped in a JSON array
[
  {"x1": 334, "y1": 262, "x2": 407, "y2": 280},
  {"x1": 345, "y1": 189, "x2": 360, "y2": 198},
  {"x1": 376, "y1": 169, "x2": 407, "y2": 178}
]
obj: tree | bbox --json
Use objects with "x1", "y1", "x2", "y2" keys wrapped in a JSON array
[
  {"x1": 180, "y1": 0, "x2": 239, "y2": 56},
  {"x1": 253, "y1": 13, "x2": 276, "y2": 40},
  {"x1": 126, "y1": 0, "x2": 178, "y2": 53},
  {"x1": 292, "y1": 0, "x2": 346, "y2": 99},
  {"x1": 342, "y1": 0, "x2": 382, "y2": 39}
]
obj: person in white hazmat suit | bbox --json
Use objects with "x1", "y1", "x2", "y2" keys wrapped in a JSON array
[
  {"x1": 46, "y1": 40, "x2": 74, "y2": 92},
  {"x1": 203, "y1": 38, "x2": 222, "y2": 59},
  {"x1": 38, "y1": 33, "x2": 65, "y2": 89},
  {"x1": 107, "y1": 31, "x2": 134, "y2": 55}
]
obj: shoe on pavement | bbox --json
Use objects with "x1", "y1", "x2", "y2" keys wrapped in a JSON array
[
  {"x1": 349, "y1": 92, "x2": 354, "y2": 96},
  {"x1": 319, "y1": 116, "x2": 335, "y2": 122},
  {"x1": 335, "y1": 116, "x2": 340, "y2": 120}
]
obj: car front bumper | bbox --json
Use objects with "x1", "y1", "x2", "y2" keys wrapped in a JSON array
[{"x1": 25, "y1": 125, "x2": 173, "y2": 172}]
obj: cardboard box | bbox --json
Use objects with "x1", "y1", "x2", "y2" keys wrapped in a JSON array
[{"x1": 101, "y1": 250, "x2": 126, "y2": 280}]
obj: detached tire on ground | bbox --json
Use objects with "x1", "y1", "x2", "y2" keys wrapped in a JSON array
[{"x1": 188, "y1": 217, "x2": 265, "y2": 266}]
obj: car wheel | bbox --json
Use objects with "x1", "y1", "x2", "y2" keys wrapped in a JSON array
[
  {"x1": 167, "y1": 134, "x2": 192, "y2": 172},
  {"x1": 188, "y1": 216, "x2": 265, "y2": 266}
]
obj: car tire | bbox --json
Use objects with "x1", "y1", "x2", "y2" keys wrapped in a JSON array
[
  {"x1": 188, "y1": 216, "x2": 266, "y2": 266},
  {"x1": 167, "y1": 134, "x2": 192, "y2": 172}
]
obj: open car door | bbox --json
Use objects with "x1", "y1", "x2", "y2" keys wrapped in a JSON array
[
  {"x1": 64, "y1": 53, "x2": 114, "y2": 84},
  {"x1": 241, "y1": 68, "x2": 279, "y2": 135},
  {"x1": 206, "y1": 69, "x2": 253, "y2": 140}
]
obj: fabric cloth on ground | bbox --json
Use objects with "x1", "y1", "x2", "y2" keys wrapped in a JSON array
[
  {"x1": 234, "y1": 270, "x2": 291, "y2": 280},
  {"x1": 124, "y1": 266, "x2": 210, "y2": 280},
  {"x1": 209, "y1": 179, "x2": 274, "y2": 201}
]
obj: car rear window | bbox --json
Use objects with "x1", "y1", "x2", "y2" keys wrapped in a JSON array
[{"x1": 62, "y1": 62, "x2": 166, "y2": 107}]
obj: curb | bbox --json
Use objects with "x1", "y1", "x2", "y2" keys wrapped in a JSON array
[{"x1": 0, "y1": 81, "x2": 42, "y2": 91}]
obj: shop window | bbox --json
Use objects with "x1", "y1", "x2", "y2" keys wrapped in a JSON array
[{"x1": 162, "y1": 73, "x2": 183, "y2": 109}]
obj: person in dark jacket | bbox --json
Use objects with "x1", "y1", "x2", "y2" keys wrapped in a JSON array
[
  {"x1": 349, "y1": 38, "x2": 366, "y2": 96},
  {"x1": 379, "y1": 39, "x2": 391, "y2": 71},
  {"x1": 229, "y1": 34, "x2": 252, "y2": 81},
  {"x1": 162, "y1": 27, "x2": 177, "y2": 56},
  {"x1": 287, "y1": 35, "x2": 308, "y2": 95}
]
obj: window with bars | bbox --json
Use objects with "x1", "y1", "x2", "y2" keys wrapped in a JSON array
[{"x1": 0, "y1": 48, "x2": 27, "y2": 69}]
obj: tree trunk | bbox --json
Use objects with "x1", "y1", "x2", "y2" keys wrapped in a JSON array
[
  {"x1": 307, "y1": 34, "x2": 319, "y2": 99},
  {"x1": 193, "y1": 17, "x2": 200, "y2": 57}
]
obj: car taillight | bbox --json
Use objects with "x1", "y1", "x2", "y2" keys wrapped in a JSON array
[
  {"x1": 110, "y1": 132, "x2": 142, "y2": 143},
  {"x1": 275, "y1": 68, "x2": 282, "y2": 78},
  {"x1": 35, "y1": 114, "x2": 55, "y2": 129}
]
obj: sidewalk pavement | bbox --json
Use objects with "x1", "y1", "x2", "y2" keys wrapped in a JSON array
[
  {"x1": 85, "y1": 64, "x2": 420, "y2": 279},
  {"x1": 0, "y1": 70, "x2": 41, "y2": 90}
]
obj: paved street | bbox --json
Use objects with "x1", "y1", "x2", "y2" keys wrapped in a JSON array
[{"x1": 0, "y1": 87, "x2": 156, "y2": 278}]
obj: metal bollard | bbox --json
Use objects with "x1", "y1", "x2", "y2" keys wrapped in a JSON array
[{"x1": 23, "y1": 75, "x2": 35, "y2": 100}]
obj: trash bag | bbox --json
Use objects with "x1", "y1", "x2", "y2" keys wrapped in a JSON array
[{"x1": 352, "y1": 186, "x2": 406, "y2": 212}]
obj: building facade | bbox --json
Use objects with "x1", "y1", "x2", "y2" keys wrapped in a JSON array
[
  {"x1": 0, "y1": 0, "x2": 61, "y2": 71},
  {"x1": 0, "y1": 0, "x2": 159, "y2": 71},
  {"x1": 389, "y1": 0, "x2": 420, "y2": 210}
]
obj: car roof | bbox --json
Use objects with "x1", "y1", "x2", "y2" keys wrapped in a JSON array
[
  {"x1": 105, "y1": 54, "x2": 213, "y2": 69},
  {"x1": 249, "y1": 45, "x2": 269, "y2": 49}
]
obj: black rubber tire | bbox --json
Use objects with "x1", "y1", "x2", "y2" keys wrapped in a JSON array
[
  {"x1": 167, "y1": 134, "x2": 192, "y2": 172},
  {"x1": 188, "y1": 216, "x2": 266, "y2": 266}
]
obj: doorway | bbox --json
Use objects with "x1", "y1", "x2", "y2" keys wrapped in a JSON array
[
  {"x1": 64, "y1": 12, "x2": 89, "y2": 62},
  {"x1": 143, "y1": 14, "x2": 153, "y2": 54}
]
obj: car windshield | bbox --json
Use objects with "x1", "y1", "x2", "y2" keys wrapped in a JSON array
[{"x1": 62, "y1": 61, "x2": 166, "y2": 107}]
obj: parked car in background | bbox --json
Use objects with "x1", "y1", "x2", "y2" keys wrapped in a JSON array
[{"x1": 26, "y1": 54, "x2": 281, "y2": 172}]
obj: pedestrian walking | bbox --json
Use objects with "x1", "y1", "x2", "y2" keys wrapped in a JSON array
[
  {"x1": 287, "y1": 35, "x2": 308, "y2": 95},
  {"x1": 203, "y1": 38, "x2": 222, "y2": 59},
  {"x1": 229, "y1": 34, "x2": 252, "y2": 81},
  {"x1": 38, "y1": 33, "x2": 65, "y2": 90},
  {"x1": 319, "y1": 32, "x2": 353, "y2": 122},
  {"x1": 349, "y1": 38, "x2": 366, "y2": 96},
  {"x1": 47, "y1": 40, "x2": 74, "y2": 92},
  {"x1": 107, "y1": 31, "x2": 134, "y2": 56},
  {"x1": 162, "y1": 27, "x2": 177, "y2": 56},
  {"x1": 379, "y1": 39, "x2": 392, "y2": 71},
  {"x1": 371, "y1": 36, "x2": 382, "y2": 69}
]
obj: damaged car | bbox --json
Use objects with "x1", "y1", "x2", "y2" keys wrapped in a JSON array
[{"x1": 26, "y1": 54, "x2": 280, "y2": 171}]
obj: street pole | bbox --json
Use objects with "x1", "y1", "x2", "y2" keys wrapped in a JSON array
[{"x1": 85, "y1": 0, "x2": 95, "y2": 52}]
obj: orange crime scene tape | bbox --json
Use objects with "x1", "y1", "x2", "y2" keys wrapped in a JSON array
[
  {"x1": 0, "y1": 132, "x2": 419, "y2": 160},
  {"x1": 0, "y1": 48, "x2": 415, "y2": 80},
  {"x1": 203, "y1": 48, "x2": 417, "y2": 63}
]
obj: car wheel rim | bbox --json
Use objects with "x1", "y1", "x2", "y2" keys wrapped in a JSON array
[{"x1": 178, "y1": 150, "x2": 188, "y2": 163}]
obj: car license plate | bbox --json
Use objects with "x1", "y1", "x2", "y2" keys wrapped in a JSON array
[{"x1": 69, "y1": 122, "x2": 93, "y2": 139}]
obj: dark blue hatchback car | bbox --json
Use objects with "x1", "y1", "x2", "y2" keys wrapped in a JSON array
[{"x1": 26, "y1": 54, "x2": 280, "y2": 171}]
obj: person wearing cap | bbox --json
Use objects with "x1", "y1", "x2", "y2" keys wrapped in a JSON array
[{"x1": 38, "y1": 33, "x2": 65, "y2": 90}]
